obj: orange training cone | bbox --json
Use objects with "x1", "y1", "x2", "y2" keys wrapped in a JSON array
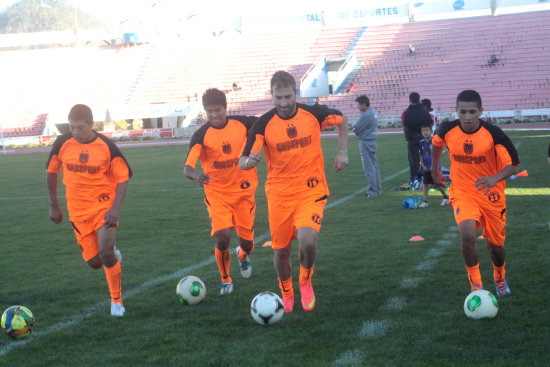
[
  {"x1": 515, "y1": 170, "x2": 528, "y2": 177},
  {"x1": 409, "y1": 235, "x2": 425, "y2": 242}
]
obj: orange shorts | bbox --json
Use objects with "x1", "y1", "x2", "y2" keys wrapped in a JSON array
[
  {"x1": 204, "y1": 191, "x2": 255, "y2": 240},
  {"x1": 450, "y1": 196, "x2": 507, "y2": 246},
  {"x1": 70, "y1": 207, "x2": 116, "y2": 262},
  {"x1": 267, "y1": 193, "x2": 327, "y2": 250}
]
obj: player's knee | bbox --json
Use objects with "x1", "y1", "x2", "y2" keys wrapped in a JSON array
[
  {"x1": 98, "y1": 248, "x2": 117, "y2": 267},
  {"x1": 460, "y1": 233, "x2": 477, "y2": 248},
  {"x1": 239, "y1": 238, "x2": 254, "y2": 253},
  {"x1": 86, "y1": 256, "x2": 102, "y2": 269},
  {"x1": 215, "y1": 232, "x2": 231, "y2": 250},
  {"x1": 274, "y1": 244, "x2": 291, "y2": 258}
]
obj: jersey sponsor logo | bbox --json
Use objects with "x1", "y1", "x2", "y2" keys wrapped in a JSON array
[
  {"x1": 79, "y1": 150, "x2": 89, "y2": 163},
  {"x1": 451, "y1": 154, "x2": 486, "y2": 165},
  {"x1": 311, "y1": 213, "x2": 322, "y2": 225},
  {"x1": 276, "y1": 135, "x2": 312, "y2": 152},
  {"x1": 240, "y1": 181, "x2": 251, "y2": 189},
  {"x1": 286, "y1": 123, "x2": 297, "y2": 138},
  {"x1": 487, "y1": 191, "x2": 500, "y2": 203},
  {"x1": 222, "y1": 141, "x2": 232, "y2": 154},
  {"x1": 66, "y1": 162, "x2": 100, "y2": 174},
  {"x1": 213, "y1": 157, "x2": 240, "y2": 169},
  {"x1": 307, "y1": 177, "x2": 320, "y2": 188},
  {"x1": 463, "y1": 140, "x2": 474, "y2": 155}
]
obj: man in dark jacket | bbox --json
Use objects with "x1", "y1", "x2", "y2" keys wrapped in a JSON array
[{"x1": 402, "y1": 92, "x2": 433, "y2": 186}]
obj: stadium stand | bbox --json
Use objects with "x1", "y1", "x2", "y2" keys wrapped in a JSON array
[
  {"x1": 1, "y1": 113, "x2": 47, "y2": 137},
  {"x1": 318, "y1": 11, "x2": 550, "y2": 119},
  {"x1": 1, "y1": 10, "x2": 549, "y2": 138}
]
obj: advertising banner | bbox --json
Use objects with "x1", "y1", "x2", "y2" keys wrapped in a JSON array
[{"x1": 323, "y1": 2, "x2": 410, "y2": 27}]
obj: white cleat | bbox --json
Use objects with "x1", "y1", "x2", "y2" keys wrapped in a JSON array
[
  {"x1": 111, "y1": 302, "x2": 125, "y2": 317},
  {"x1": 220, "y1": 282, "x2": 233, "y2": 295},
  {"x1": 235, "y1": 246, "x2": 252, "y2": 279}
]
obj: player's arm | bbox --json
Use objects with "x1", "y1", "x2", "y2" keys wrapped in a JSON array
[
  {"x1": 430, "y1": 145, "x2": 445, "y2": 187},
  {"x1": 239, "y1": 119, "x2": 264, "y2": 170},
  {"x1": 402, "y1": 111, "x2": 408, "y2": 141},
  {"x1": 104, "y1": 180, "x2": 128, "y2": 227},
  {"x1": 47, "y1": 172, "x2": 63, "y2": 224},
  {"x1": 334, "y1": 114, "x2": 349, "y2": 172},
  {"x1": 184, "y1": 164, "x2": 210, "y2": 187},
  {"x1": 475, "y1": 165, "x2": 518, "y2": 196}
]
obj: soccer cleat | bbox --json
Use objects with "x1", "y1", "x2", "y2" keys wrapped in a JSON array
[
  {"x1": 471, "y1": 283, "x2": 483, "y2": 292},
  {"x1": 110, "y1": 302, "x2": 125, "y2": 317},
  {"x1": 494, "y1": 278, "x2": 511, "y2": 296},
  {"x1": 114, "y1": 246, "x2": 122, "y2": 263},
  {"x1": 219, "y1": 282, "x2": 233, "y2": 295},
  {"x1": 441, "y1": 198, "x2": 449, "y2": 206},
  {"x1": 419, "y1": 201, "x2": 429, "y2": 208},
  {"x1": 282, "y1": 295, "x2": 294, "y2": 313},
  {"x1": 299, "y1": 282, "x2": 316, "y2": 311},
  {"x1": 235, "y1": 246, "x2": 252, "y2": 279}
]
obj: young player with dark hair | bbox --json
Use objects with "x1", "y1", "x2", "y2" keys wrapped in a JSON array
[
  {"x1": 431, "y1": 90, "x2": 519, "y2": 296},
  {"x1": 421, "y1": 98, "x2": 438, "y2": 132},
  {"x1": 239, "y1": 70, "x2": 349, "y2": 312},
  {"x1": 418, "y1": 121, "x2": 448, "y2": 207},
  {"x1": 47, "y1": 104, "x2": 132, "y2": 316},
  {"x1": 184, "y1": 88, "x2": 258, "y2": 295}
]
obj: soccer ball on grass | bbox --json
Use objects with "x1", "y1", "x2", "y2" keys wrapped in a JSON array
[
  {"x1": 1, "y1": 305, "x2": 35, "y2": 339},
  {"x1": 250, "y1": 291, "x2": 284, "y2": 325},
  {"x1": 176, "y1": 276, "x2": 206, "y2": 306},
  {"x1": 463, "y1": 290, "x2": 498, "y2": 319}
]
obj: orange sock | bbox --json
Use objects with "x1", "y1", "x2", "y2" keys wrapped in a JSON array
[
  {"x1": 215, "y1": 248, "x2": 232, "y2": 284},
  {"x1": 299, "y1": 265, "x2": 315, "y2": 285},
  {"x1": 238, "y1": 242, "x2": 255, "y2": 261},
  {"x1": 278, "y1": 277, "x2": 294, "y2": 297},
  {"x1": 465, "y1": 263, "x2": 482, "y2": 289},
  {"x1": 492, "y1": 262, "x2": 506, "y2": 282},
  {"x1": 104, "y1": 261, "x2": 122, "y2": 304}
]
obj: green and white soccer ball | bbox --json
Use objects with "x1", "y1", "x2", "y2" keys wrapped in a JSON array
[
  {"x1": 176, "y1": 276, "x2": 206, "y2": 306},
  {"x1": 464, "y1": 290, "x2": 498, "y2": 319},
  {"x1": 1, "y1": 305, "x2": 35, "y2": 339},
  {"x1": 250, "y1": 291, "x2": 284, "y2": 326}
]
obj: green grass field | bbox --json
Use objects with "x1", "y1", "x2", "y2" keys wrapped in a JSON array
[{"x1": 1, "y1": 130, "x2": 549, "y2": 366}]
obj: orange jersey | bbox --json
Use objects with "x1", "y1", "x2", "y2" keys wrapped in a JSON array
[
  {"x1": 185, "y1": 116, "x2": 258, "y2": 195},
  {"x1": 432, "y1": 120, "x2": 519, "y2": 207},
  {"x1": 46, "y1": 132, "x2": 132, "y2": 217},
  {"x1": 242, "y1": 103, "x2": 344, "y2": 197}
]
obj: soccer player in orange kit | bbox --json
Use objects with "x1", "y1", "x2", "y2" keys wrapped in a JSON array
[
  {"x1": 184, "y1": 88, "x2": 258, "y2": 295},
  {"x1": 431, "y1": 90, "x2": 519, "y2": 296},
  {"x1": 47, "y1": 104, "x2": 132, "y2": 316},
  {"x1": 239, "y1": 71, "x2": 349, "y2": 312}
]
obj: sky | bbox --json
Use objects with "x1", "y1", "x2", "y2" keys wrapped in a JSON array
[
  {"x1": 1, "y1": 0, "x2": 548, "y2": 30},
  {"x1": 0, "y1": 0, "x2": 333, "y2": 24}
]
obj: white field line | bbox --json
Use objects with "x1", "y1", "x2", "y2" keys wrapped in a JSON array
[
  {"x1": 341, "y1": 226, "x2": 458, "y2": 365},
  {"x1": 0, "y1": 166, "x2": 411, "y2": 356}
]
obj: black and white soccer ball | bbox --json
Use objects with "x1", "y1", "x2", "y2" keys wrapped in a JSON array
[{"x1": 250, "y1": 291, "x2": 284, "y2": 325}]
